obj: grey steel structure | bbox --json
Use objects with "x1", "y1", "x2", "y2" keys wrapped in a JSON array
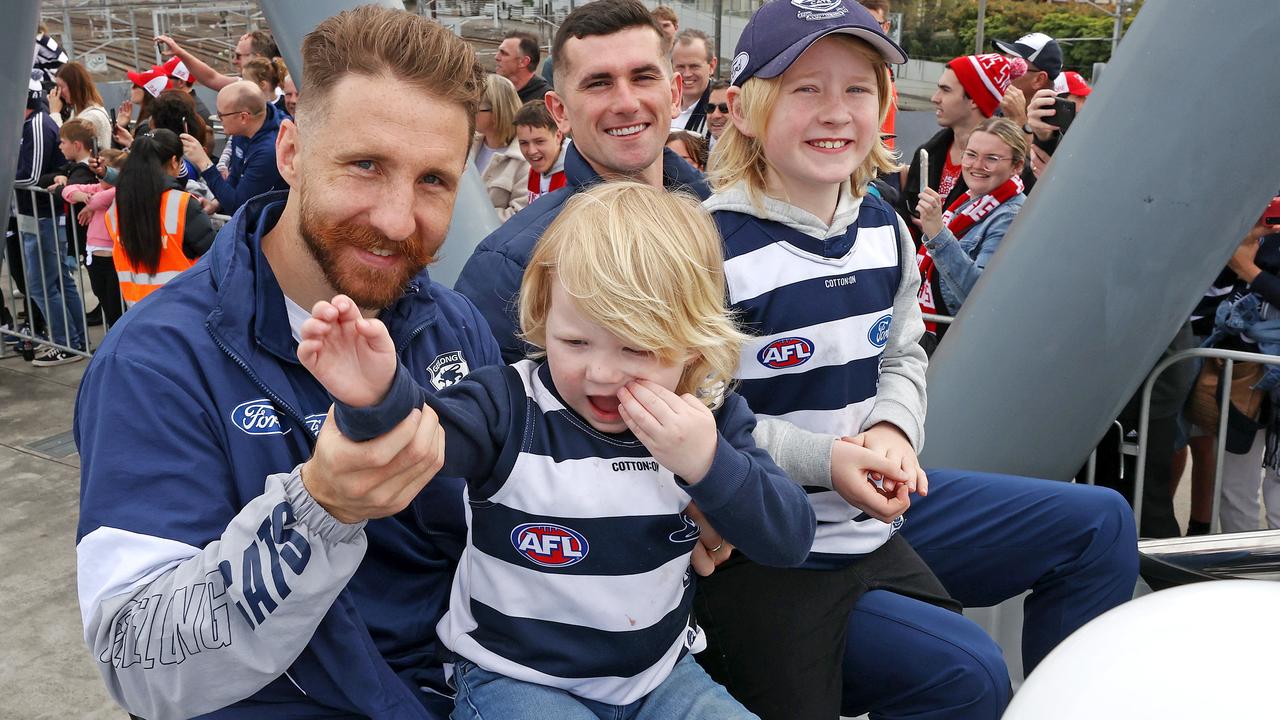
[
  {"x1": 919, "y1": 0, "x2": 1280, "y2": 479},
  {"x1": 0, "y1": 2, "x2": 44, "y2": 238},
  {"x1": 258, "y1": 0, "x2": 500, "y2": 289}
]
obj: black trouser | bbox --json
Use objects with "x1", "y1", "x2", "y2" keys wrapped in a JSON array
[
  {"x1": 6, "y1": 224, "x2": 46, "y2": 336},
  {"x1": 85, "y1": 255, "x2": 125, "y2": 329},
  {"x1": 693, "y1": 534, "x2": 955, "y2": 720},
  {"x1": 1088, "y1": 408, "x2": 1182, "y2": 539}
]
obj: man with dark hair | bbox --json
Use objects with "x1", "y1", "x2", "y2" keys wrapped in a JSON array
[
  {"x1": 76, "y1": 6, "x2": 497, "y2": 718},
  {"x1": 456, "y1": 0, "x2": 707, "y2": 363},
  {"x1": 496, "y1": 30, "x2": 550, "y2": 103},
  {"x1": 670, "y1": 28, "x2": 716, "y2": 135},
  {"x1": 179, "y1": 80, "x2": 286, "y2": 215},
  {"x1": 705, "y1": 79, "x2": 730, "y2": 148}
]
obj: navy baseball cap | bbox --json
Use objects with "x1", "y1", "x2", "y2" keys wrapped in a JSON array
[
  {"x1": 730, "y1": 0, "x2": 907, "y2": 87},
  {"x1": 992, "y1": 32, "x2": 1063, "y2": 80}
]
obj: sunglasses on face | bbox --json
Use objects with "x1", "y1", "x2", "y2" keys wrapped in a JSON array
[{"x1": 708, "y1": 102, "x2": 730, "y2": 114}]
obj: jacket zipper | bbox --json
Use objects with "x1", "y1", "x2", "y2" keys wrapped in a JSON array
[{"x1": 208, "y1": 323, "x2": 316, "y2": 448}]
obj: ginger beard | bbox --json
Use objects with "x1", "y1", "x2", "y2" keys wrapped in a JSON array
[{"x1": 297, "y1": 191, "x2": 439, "y2": 310}]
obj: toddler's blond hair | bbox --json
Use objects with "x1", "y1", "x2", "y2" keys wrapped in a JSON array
[{"x1": 519, "y1": 182, "x2": 745, "y2": 406}]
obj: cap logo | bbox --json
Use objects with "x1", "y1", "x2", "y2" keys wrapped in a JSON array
[
  {"x1": 731, "y1": 52, "x2": 750, "y2": 83},
  {"x1": 791, "y1": 0, "x2": 848, "y2": 21}
]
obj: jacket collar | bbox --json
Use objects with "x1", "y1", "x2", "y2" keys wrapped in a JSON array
[
  {"x1": 206, "y1": 190, "x2": 440, "y2": 366},
  {"x1": 471, "y1": 134, "x2": 523, "y2": 161},
  {"x1": 563, "y1": 143, "x2": 711, "y2": 200}
]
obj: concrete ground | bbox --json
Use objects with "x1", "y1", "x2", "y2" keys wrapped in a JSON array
[{"x1": 0, "y1": 343, "x2": 118, "y2": 717}]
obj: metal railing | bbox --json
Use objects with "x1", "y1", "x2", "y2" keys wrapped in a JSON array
[
  {"x1": 1133, "y1": 346, "x2": 1280, "y2": 534},
  {"x1": 924, "y1": 311, "x2": 1116, "y2": 485},
  {"x1": 1, "y1": 186, "x2": 107, "y2": 362},
  {"x1": 930, "y1": 309, "x2": 1276, "y2": 533}
]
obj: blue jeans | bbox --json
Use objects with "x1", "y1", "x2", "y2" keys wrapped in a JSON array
[
  {"x1": 452, "y1": 654, "x2": 757, "y2": 720},
  {"x1": 20, "y1": 216, "x2": 85, "y2": 349},
  {"x1": 841, "y1": 470, "x2": 1138, "y2": 719}
]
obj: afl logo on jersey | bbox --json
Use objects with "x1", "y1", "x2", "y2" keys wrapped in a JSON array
[
  {"x1": 231, "y1": 399, "x2": 290, "y2": 436},
  {"x1": 868, "y1": 315, "x2": 892, "y2": 348},
  {"x1": 511, "y1": 523, "x2": 589, "y2": 568},
  {"x1": 758, "y1": 337, "x2": 814, "y2": 369}
]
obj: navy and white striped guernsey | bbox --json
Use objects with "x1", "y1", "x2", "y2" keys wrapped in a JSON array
[
  {"x1": 716, "y1": 194, "x2": 903, "y2": 568},
  {"x1": 334, "y1": 359, "x2": 816, "y2": 705}
]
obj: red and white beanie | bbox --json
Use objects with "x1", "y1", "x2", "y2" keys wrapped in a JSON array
[{"x1": 946, "y1": 53, "x2": 1027, "y2": 118}]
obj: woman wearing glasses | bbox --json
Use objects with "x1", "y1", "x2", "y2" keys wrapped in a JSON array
[
  {"x1": 470, "y1": 74, "x2": 531, "y2": 221},
  {"x1": 915, "y1": 117, "x2": 1027, "y2": 314}
]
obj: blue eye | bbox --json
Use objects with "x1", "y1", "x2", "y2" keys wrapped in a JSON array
[
  {"x1": 422, "y1": 174, "x2": 441, "y2": 186},
  {"x1": 354, "y1": 160, "x2": 374, "y2": 171}
]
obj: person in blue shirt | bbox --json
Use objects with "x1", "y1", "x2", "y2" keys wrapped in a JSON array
[
  {"x1": 74, "y1": 8, "x2": 497, "y2": 718},
  {"x1": 300, "y1": 182, "x2": 814, "y2": 718},
  {"x1": 178, "y1": 80, "x2": 287, "y2": 215}
]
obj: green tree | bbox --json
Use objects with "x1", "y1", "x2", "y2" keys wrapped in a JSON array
[{"x1": 897, "y1": 0, "x2": 1141, "y2": 77}]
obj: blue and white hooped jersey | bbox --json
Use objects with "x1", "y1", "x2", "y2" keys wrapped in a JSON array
[
  {"x1": 437, "y1": 361, "x2": 700, "y2": 705},
  {"x1": 717, "y1": 196, "x2": 903, "y2": 566}
]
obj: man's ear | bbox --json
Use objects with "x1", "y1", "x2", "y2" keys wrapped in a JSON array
[
  {"x1": 275, "y1": 117, "x2": 301, "y2": 186},
  {"x1": 545, "y1": 91, "x2": 571, "y2": 135},
  {"x1": 670, "y1": 71, "x2": 682, "y2": 119},
  {"x1": 726, "y1": 85, "x2": 755, "y2": 138},
  {"x1": 708, "y1": 57, "x2": 718, "y2": 77}
]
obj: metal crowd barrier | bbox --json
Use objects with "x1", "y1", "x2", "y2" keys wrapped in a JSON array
[
  {"x1": 1133, "y1": 346, "x2": 1280, "y2": 534},
  {"x1": 1, "y1": 186, "x2": 117, "y2": 362},
  {"x1": 927, "y1": 313, "x2": 1279, "y2": 525}
]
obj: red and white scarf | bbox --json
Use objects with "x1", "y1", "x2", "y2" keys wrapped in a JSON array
[{"x1": 917, "y1": 174, "x2": 1023, "y2": 329}]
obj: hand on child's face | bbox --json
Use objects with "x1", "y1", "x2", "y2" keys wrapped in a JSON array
[
  {"x1": 617, "y1": 379, "x2": 717, "y2": 484},
  {"x1": 544, "y1": 281, "x2": 688, "y2": 434}
]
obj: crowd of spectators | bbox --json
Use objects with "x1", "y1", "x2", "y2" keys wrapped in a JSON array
[{"x1": 6, "y1": 26, "x2": 289, "y2": 364}]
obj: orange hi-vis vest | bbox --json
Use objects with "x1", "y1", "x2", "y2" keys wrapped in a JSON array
[{"x1": 104, "y1": 189, "x2": 195, "y2": 305}]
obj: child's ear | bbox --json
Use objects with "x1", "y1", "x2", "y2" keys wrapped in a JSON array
[{"x1": 726, "y1": 86, "x2": 755, "y2": 138}]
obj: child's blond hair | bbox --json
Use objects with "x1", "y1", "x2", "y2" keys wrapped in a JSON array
[
  {"x1": 519, "y1": 182, "x2": 745, "y2": 406},
  {"x1": 709, "y1": 35, "x2": 899, "y2": 205}
]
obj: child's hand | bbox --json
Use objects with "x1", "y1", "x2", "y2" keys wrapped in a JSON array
[
  {"x1": 831, "y1": 437, "x2": 912, "y2": 523},
  {"x1": 76, "y1": 206, "x2": 93, "y2": 225},
  {"x1": 69, "y1": 190, "x2": 90, "y2": 204},
  {"x1": 298, "y1": 294, "x2": 397, "y2": 408},
  {"x1": 618, "y1": 379, "x2": 717, "y2": 483},
  {"x1": 851, "y1": 422, "x2": 928, "y2": 496}
]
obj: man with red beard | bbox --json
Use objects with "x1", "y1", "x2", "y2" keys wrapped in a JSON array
[{"x1": 74, "y1": 7, "x2": 503, "y2": 719}]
